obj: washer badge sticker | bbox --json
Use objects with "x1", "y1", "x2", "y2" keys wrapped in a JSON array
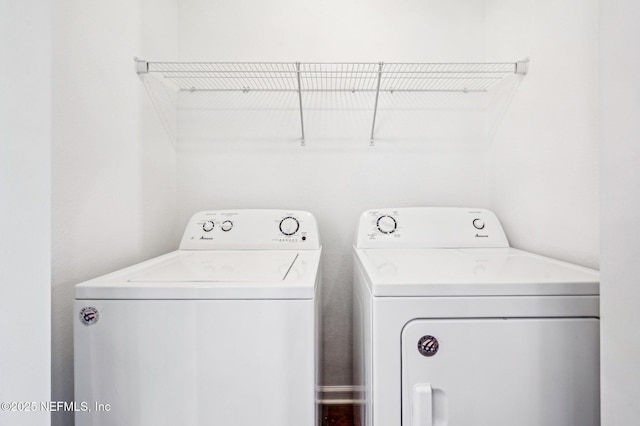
[
  {"x1": 417, "y1": 335, "x2": 439, "y2": 357},
  {"x1": 80, "y1": 306, "x2": 99, "y2": 326}
]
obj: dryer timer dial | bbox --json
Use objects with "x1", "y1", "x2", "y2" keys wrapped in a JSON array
[{"x1": 376, "y1": 215, "x2": 397, "y2": 234}]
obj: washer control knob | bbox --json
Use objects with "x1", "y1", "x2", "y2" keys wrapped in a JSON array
[
  {"x1": 279, "y1": 217, "x2": 299, "y2": 236},
  {"x1": 472, "y1": 218, "x2": 485, "y2": 230},
  {"x1": 221, "y1": 220, "x2": 233, "y2": 232},
  {"x1": 376, "y1": 215, "x2": 397, "y2": 234},
  {"x1": 202, "y1": 220, "x2": 215, "y2": 232}
]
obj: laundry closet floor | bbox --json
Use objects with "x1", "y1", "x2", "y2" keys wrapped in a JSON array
[{"x1": 320, "y1": 403, "x2": 361, "y2": 426}]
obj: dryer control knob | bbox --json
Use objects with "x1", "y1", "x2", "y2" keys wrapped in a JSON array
[
  {"x1": 472, "y1": 218, "x2": 485, "y2": 230},
  {"x1": 376, "y1": 215, "x2": 397, "y2": 234},
  {"x1": 203, "y1": 220, "x2": 215, "y2": 232},
  {"x1": 279, "y1": 217, "x2": 299, "y2": 236},
  {"x1": 221, "y1": 220, "x2": 233, "y2": 232}
]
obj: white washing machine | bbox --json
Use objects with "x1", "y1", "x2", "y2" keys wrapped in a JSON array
[
  {"x1": 353, "y1": 207, "x2": 599, "y2": 426},
  {"x1": 74, "y1": 209, "x2": 321, "y2": 426}
]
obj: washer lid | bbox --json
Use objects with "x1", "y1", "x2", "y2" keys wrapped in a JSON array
[
  {"x1": 75, "y1": 250, "x2": 321, "y2": 300},
  {"x1": 128, "y1": 251, "x2": 297, "y2": 282},
  {"x1": 355, "y1": 247, "x2": 599, "y2": 297}
]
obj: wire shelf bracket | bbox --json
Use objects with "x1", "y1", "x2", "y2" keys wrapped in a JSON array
[
  {"x1": 135, "y1": 57, "x2": 149, "y2": 75},
  {"x1": 135, "y1": 58, "x2": 529, "y2": 146},
  {"x1": 370, "y1": 62, "x2": 384, "y2": 147},
  {"x1": 295, "y1": 62, "x2": 305, "y2": 146}
]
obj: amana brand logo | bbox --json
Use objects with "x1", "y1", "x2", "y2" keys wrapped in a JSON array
[
  {"x1": 80, "y1": 307, "x2": 99, "y2": 326},
  {"x1": 475, "y1": 234, "x2": 489, "y2": 238}
]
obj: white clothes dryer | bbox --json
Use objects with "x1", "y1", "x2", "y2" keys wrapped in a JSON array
[
  {"x1": 353, "y1": 207, "x2": 599, "y2": 426},
  {"x1": 74, "y1": 209, "x2": 321, "y2": 426}
]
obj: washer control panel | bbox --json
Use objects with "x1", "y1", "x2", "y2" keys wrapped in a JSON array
[
  {"x1": 180, "y1": 210, "x2": 320, "y2": 250},
  {"x1": 356, "y1": 207, "x2": 509, "y2": 249}
]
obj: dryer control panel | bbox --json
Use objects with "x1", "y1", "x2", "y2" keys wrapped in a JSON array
[
  {"x1": 180, "y1": 210, "x2": 320, "y2": 250},
  {"x1": 355, "y1": 207, "x2": 509, "y2": 249}
]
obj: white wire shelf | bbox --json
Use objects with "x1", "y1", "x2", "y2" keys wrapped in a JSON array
[{"x1": 135, "y1": 59, "x2": 528, "y2": 145}]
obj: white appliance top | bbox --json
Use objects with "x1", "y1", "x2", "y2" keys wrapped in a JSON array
[
  {"x1": 76, "y1": 210, "x2": 321, "y2": 300},
  {"x1": 354, "y1": 207, "x2": 599, "y2": 297},
  {"x1": 355, "y1": 248, "x2": 598, "y2": 296},
  {"x1": 127, "y1": 251, "x2": 297, "y2": 283}
]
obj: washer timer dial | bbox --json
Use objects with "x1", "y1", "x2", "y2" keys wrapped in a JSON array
[
  {"x1": 221, "y1": 220, "x2": 233, "y2": 232},
  {"x1": 376, "y1": 215, "x2": 397, "y2": 234},
  {"x1": 279, "y1": 217, "x2": 300, "y2": 236}
]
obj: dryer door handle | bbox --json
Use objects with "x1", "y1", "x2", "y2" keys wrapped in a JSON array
[{"x1": 412, "y1": 383, "x2": 433, "y2": 426}]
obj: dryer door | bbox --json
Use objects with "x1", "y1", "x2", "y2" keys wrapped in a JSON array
[{"x1": 401, "y1": 318, "x2": 599, "y2": 426}]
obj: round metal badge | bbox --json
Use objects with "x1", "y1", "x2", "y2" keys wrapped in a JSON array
[
  {"x1": 80, "y1": 307, "x2": 99, "y2": 326},
  {"x1": 417, "y1": 335, "x2": 439, "y2": 357}
]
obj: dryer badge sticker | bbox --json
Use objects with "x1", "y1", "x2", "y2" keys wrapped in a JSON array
[
  {"x1": 80, "y1": 306, "x2": 99, "y2": 326},
  {"x1": 417, "y1": 335, "x2": 439, "y2": 357}
]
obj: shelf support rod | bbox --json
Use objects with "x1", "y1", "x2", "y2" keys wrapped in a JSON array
[
  {"x1": 295, "y1": 62, "x2": 306, "y2": 147},
  {"x1": 370, "y1": 62, "x2": 384, "y2": 146}
]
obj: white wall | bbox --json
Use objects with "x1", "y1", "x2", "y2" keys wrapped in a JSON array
[
  {"x1": 600, "y1": 1, "x2": 640, "y2": 424},
  {"x1": 485, "y1": 0, "x2": 599, "y2": 269},
  {"x1": 51, "y1": 1, "x2": 178, "y2": 424},
  {"x1": 0, "y1": 1, "x2": 51, "y2": 425},
  {"x1": 177, "y1": 0, "x2": 490, "y2": 386}
]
